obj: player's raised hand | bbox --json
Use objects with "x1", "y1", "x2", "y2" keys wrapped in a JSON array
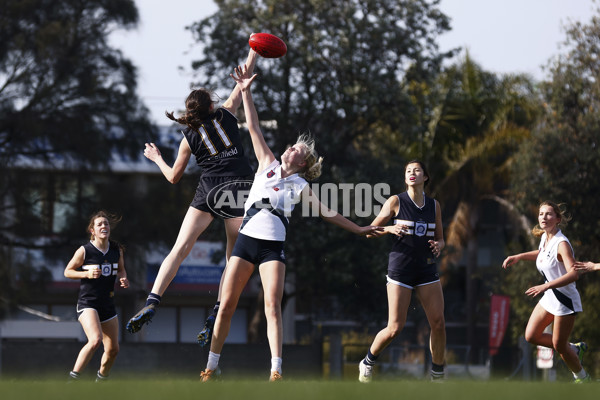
[{"x1": 231, "y1": 64, "x2": 258, "y2": 91}]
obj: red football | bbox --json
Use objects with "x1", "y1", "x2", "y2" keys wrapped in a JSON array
[{"x1": 249, "y1": 33, "x2": 287, "y2": 58}]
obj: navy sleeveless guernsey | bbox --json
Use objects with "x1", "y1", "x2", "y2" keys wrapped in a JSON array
[
  {"x1": 77, "y1": 241, "x2": 120, "y2": 307},
  {"x1": 387, "y1": 192, "x2": 439, "y2": 287}
]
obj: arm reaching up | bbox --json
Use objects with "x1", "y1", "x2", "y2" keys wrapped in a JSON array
[
  {"x1": 231, "y1": 64, "x2": 275, "y2": 173},
  {"x1": 222, "y1": 47, "x2": 259, "y2": 114}
]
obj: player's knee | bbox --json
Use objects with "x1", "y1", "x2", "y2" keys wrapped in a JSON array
[
  {"x1": 105, "y1": 344, "x2": 119, "y2": 359},
  {"x1": 430, "y1": 316, "x2": 445, "y2": 332},
  {"x1": 552, "y1": 340, "x2": 568, "y2": 354},
  {"x1": 263, "y1": 301, "x2": 281, "y2": 321},
  {"x1": 88, "y1": 336, "x2": 103, "y2": 350},
  {"x1": 217, "y1": 302, "x2": 236, "y2": 319},
  {"x1": 169, "y1": 243, "x2": 193, "y2": 263},
  {"x1": 387, "y1": 323, "x2": 404, "y2": 338},
  {"x1": 524, "y1": 331, "x2": 537, "y2": 344}
]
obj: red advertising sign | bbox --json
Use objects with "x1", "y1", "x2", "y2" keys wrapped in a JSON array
[{"x1": 489, "y1": 294, "x2": 510, "y2": 356}]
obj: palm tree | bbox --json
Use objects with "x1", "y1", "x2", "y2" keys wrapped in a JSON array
[{"x1": 421, "y1": 52, "x2": 541, "y2": 351}]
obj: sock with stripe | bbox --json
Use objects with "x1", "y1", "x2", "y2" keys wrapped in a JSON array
[
  {"x1": 363, "y1": 349, "x2": 378, "y2": 366},
  {"x1": 145, "y1": 293, "x2": 161, "y2": 307},
  {"x1": 431, "y1": 362, "x2": 445, "y2": 380}
]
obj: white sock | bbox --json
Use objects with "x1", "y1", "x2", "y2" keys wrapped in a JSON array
[
  {"x1": 271, "y1": 357, "x2": 282, "y2": 374},
  {"x1": 207, "y1": 351, "x2": 220, "y2": 371},
  {"x1": 573, "y1": 368, "x2": 588, "y2": 379}
]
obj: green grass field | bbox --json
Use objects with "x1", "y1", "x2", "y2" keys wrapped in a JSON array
[{"x1": 0, "y1": 379, "x2": 597, "y2": 400}]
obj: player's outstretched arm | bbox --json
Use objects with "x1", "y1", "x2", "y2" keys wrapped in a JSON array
[
  {"x1": 302, "y1": 186, "x2": 381, "y2": 236},
  {"x1": 574, "y1": 261, "x2": 600, "y2": 273},
  {"x1": 223, "y1": 47, "x2": 259, "y2": 114},
  {"x1": 232, "y1": 64, "x2": 275, "y2": 173},
  {"x1": 366, "y1": 195, "x2": 399, "y2": 238},
  {"x1": 502, "y1": 250, "x2": 539, "y2": 269}
]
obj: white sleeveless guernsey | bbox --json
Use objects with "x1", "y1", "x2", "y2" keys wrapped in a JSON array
[
  {"x1": 536, "y1": 230, "x2": 582, "y2": 315},
  {"x1": 240, "y1": 160, "x2": 307, "y2": 241}
]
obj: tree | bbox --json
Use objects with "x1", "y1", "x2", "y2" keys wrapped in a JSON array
[
  {"x1": 508, "y1": 10, "x2": 600, "y2": 376},
  {"x1": 0, "y1": 0, "x2": 157, "y2": 315},
  {"x1": 418, "y1": 52, "x2": 541, "y2": 350},
  {"x1": 0, "y1": 0, "x2": 154, "y2": 165},
  {"x1": 0, "y1": 0, "x2": 156, "y2": 232},
  {"x1": 187, "y1": 0, "x2": 454, "y2": 334}
]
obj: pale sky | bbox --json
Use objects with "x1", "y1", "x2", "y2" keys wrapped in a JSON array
[{"x1": 110, "y1": 0, "x2": 596, "y2": 125}]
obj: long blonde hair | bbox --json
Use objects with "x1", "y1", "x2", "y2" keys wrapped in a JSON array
[
  {"x1": 531, "y1": 201, "x2": 571, "y2": 237},
  {"x1": 295, "y1": 133, "x2": 323, "y2": 181}
]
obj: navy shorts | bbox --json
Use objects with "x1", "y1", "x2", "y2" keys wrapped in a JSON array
[
  {"x1": 231, "y1": 233, "x2": 286, "y2": 265},
  {"x1": 191, "y1": 175, "x2": 253, "y2": 219},
  {"x1": 387, "y1": 252, "x2": 439, "y2": 289},
  {"x1": 77, "y1": 302, "x2": 117, "y2": 323}
]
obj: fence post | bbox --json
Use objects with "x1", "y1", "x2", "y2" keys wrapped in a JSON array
[{"x1": 329, "y1": 332, "x2": 343, "y2": 379}]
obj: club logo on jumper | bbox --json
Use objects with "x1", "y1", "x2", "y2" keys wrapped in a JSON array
[
  {"x1": 101, "y1": 263, "x2": 112, "y2": 276},
  {"x1": 273, "y1": 187, "x2": 280, "y2": 191},
  {"x1": 267, "y1": 170, "x2": 275, "y2": 178},
  {"x1": 415, "y1": 221, "x2": 427, "y2": 237}
]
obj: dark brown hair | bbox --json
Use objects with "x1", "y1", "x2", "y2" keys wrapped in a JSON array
[
  {"x1": 86, "y1": 211, "x2": 122, "y2": 241},
  {"x1": 165, "y1": 88, "x2": 215, "y2": 130},
  {"x1": 405, "y1": 159, "x2": 430, "y2": 188}
]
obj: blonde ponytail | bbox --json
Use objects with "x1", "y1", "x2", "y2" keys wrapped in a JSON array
[
  {"x1": 304, "y1": 156, "x2": 323, "y2": 181},
  {"x1": 295, "y1": 133, "x2": 323, "y2": 180}
]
